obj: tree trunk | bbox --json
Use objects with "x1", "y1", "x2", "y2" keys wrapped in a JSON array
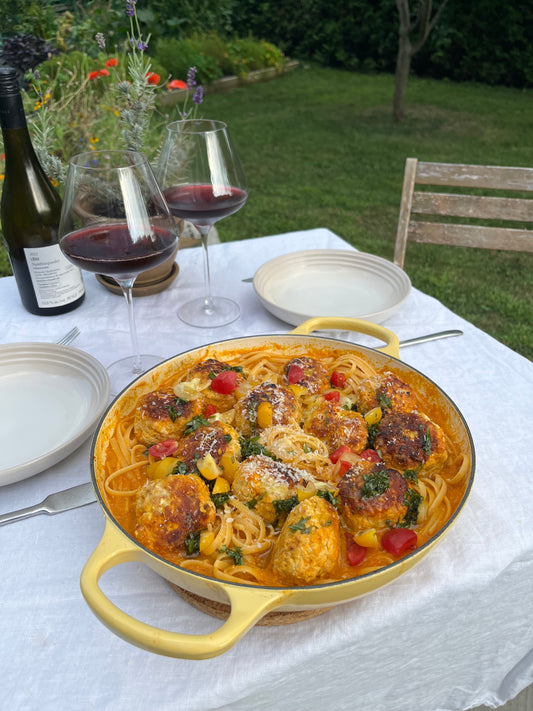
[{"x1": 393, "y1": 32, "x2": 412, "y2": 122}]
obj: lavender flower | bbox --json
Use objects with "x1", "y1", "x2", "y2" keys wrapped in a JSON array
[
  {"x1": 193, "y1": 86, "x2": 203, "y2": 105},
  {"x1": 125, "y1": 0, "x2": 137, "y2": 17},
  {"x1": 34, "y1": 70, "x2": 40, "y2": 81},
  {"x1": 186, "y1": 66, "x2": 197, "y2": 90},
  {"x1": 95, "y1": 32, "x2": 106, "y2": 50}
]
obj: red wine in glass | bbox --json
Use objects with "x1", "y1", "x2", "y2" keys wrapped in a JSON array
[
  {"x1": 157, "y1": 119, "x2": 247, "y2": 328},
  {"x1": 61, "y1": 223, "x2": 177, "y2": 277},
  {"x1": 163, "y1": 184, "x2": 247, "y2": 227}
]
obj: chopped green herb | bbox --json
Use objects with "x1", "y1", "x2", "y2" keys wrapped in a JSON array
[
  {"x1": 289, "y1": 516, "x2": 314, "y2": 534},
  {"x1": 400, "y1": 488, "x2": 423, "y2": 527},
  {"x1": 209, "y1": 364, "x2": 246, "y2": 379},
  {"x1": 246, "y1": 492, "x2": 266, "y2": 509},
  {"x1": 302, "y1": 443, "x2": 312, "y2": 453},
  {"x1": 224, "y1": 434, "x2": 232, "y2": 443},
  {"x1": 220, "y1": 544, "x2": 244, "y2": 565},
  {"x1": 361, "y1": 469, "x2": 390, "y2": 499},
  {"x1": 166, "y1": 397, "x2": 188, "y2": 422},
  {"x1": 212, "y1": 492, "x2": 231, "y2": 508},
  {"x1": 367, "y1": 422, "x2": 380, "y2": 447},
  {"x1": 171, "y1": 461, "x2": 191, "y2": 475},
  {"x1": 376, "y1": 390, "x2": 392, "y2": 409},
  {"x1": 404, "y1": 469, "x2": 418, "y2": 484},
  {"x1": 239, "y1": 435, "x2": 278, "y2": 460},
  {"x1": 273, "y1": 496, "x2": 298, "y2": 515},
  {"x1": 420, "y1": 425, "x2": 432, "y2": 456},
  {"x1": 184, "y1": 530, "x2": 200, "y2": 556},
  {"x1": 317, "y1": 489, "x2": 340, "y2": 506},
  {"x1": 183, "y1": 415, "x2": 210, "y2": 436}
]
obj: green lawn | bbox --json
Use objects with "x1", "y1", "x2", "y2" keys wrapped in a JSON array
[{"x1": 1, "y1": 65, "x2": 532, "y2": 359}]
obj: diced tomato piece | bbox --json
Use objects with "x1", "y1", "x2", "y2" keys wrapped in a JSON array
[
  {"x1": 287, "y1": 364, "x2": 305, "y2": 384},
  {"x1": 204, "y1": 404, "x2": 217, "y2": 417},
  {"x1": 330, "y1": 370, "x2": 347, "y2": 388},
  {"x1": 324, "y1": 390, "x2": 340, "y2": 402},
  {"x1": 210, "y1": 370, "x2": 239, "y2": 394},
  {"x1": 338, "y1": 459, "x2": 352, "y2": 476},
  {"x1": 382, "y1": 528, "x2": 418, "y2": 556},
  {"x1": 148, "y1": 439, "x2": 178, "y2": 460},
  {"x1": 359, "y1": 448, "x2": 382, "y2": 462},
  {"x1": 330, "y1": 445, "x2": 352, "y2": 464},
  {"x1": 346, "y1": 541, "x2": 366, "y2": 566}
]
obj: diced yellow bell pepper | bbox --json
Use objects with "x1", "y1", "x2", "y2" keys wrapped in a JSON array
[
  {"x1": 196, "y1": 453, "x2": 221, "y2": 480},
  {"x1": 219, "y1": 451, "x2": 239, "y2": 482},
  {"x1": 256, "y1": 401, "x2": 273, "y2": 429},
  {"x1": 297, "y1": 481, "x2": 317, "y2": 502},
  {"x1": 353, "y1": 528, "x2": 379, "y2": 548},
  {"x1": 289, "y1": 384, "x2": 307, "y2": 398},
  {"x1": 199, "y1": 530, "x2": 215, "y2": 553},
  {"x1": 146, "y1": 457, "x2": 178, "y2": 479},
  {"x1": 212, "y1": 476, "x2": 230, "y2": 494},
  {"x1": 364, "y1": 406, "x2": 382, "y2": 427}
]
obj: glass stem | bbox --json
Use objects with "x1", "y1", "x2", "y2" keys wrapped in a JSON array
[
  {"x1": 198, "y1": 225, "x2": 214, "y2": 313},
  {"x1": 119, "y1": 277, "x2": 143, "y2": 374}
]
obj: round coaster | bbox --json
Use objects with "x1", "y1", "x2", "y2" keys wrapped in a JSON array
[{"x1": 96, "y1": 262, "x2": 179, "y2": 296}]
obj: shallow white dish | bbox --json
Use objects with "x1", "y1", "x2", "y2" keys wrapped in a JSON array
[
  {"x1": 0, "y1": 343, "x2": 110, "y2": 486},
  {"x1": 253, "y1": 249, "x2": 411, "y2": 326}
]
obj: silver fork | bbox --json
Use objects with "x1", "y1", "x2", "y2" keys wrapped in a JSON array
[{"x1": 56, "y1": 326, "x2": 80, "y2": 346}]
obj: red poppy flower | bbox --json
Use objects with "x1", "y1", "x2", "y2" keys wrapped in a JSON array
[
  {"x1": 146, "y1": 72, "x2": 160, "y2": 85},
  {"x1": 105, "y1": 58, "x2": 118, "y2": 67},
  {"x1": 99, "y1": 69, "x2": 110, "y2": 77},
  {"x1": 168, "y1": 79, "x2": 187, "y2": 90},
  {"x1": 88, "y1": 71, "x2": 99, "y2": 80}
]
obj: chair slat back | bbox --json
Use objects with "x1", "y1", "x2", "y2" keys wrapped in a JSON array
[{"x1": 394, "y1": 158, "x2": 533, "y2": 268}]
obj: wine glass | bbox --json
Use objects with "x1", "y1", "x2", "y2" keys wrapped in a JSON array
[
  {"x1": 157, "y1": 119, "x2": 247, "y2": 328},
  {"x1": 58, "y1": 149, "x2": 178, "y2": 393}
]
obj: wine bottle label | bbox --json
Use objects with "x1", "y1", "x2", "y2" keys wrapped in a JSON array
[{"x1": 23, "y1": 244, "x2": 85, "y2": 308}]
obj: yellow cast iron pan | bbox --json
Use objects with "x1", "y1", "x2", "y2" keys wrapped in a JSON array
[{"x1": 81, "y1": 318, "x2": 475, "y2": 659}]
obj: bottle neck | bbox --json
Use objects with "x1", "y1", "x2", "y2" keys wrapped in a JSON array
[{"x1": 0, "y1": 91, "x2": 28, "y2": 130}]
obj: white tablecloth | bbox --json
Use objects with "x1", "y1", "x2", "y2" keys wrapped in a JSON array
[{"x1": 1, "y1": 228, "x2": 532, "y2": 711}]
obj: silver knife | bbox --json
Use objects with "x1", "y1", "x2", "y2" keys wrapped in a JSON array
[{"x1": 0, "y1": 482, "x2": 96, "y2": 526}]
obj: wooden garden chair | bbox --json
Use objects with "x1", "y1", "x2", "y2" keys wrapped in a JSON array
[{"x1": 393, "y1": 158, "x2": 533, "y2": 269}]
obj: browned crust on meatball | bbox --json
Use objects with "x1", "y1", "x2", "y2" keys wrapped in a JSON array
[
  {"x1": 272, "y1": 496, "x2": 341, "y2": 585},
  {"x1": 303, "y1": 400, "x2": 368, "y2": 454},
  {"x1": 283, "y1": 356, "x2": 330, "y2": 394},
  {"x1": 373, "y1": 411, "x2": 447, "y2": 472},
  {"x1": 134, "y1": 390, "x2": 203, "y2": 446},
  {"x1": 357, "y1": 371, "x2": 419, "y2": 415},
  {"x1": 233, "y1": 382, "x2": 301, "y2": 437},
  {"x1": 174, "y1": 421, "x2": 240, "y2": 472},
  {"x1": 338, "y1": 461, "x2": 408, "y2": 530},
  {"x1": 135, "y1": 474, "x2": 216, "y2": 553}
]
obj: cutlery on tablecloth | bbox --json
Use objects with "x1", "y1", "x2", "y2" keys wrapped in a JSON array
[
  {"x1": 56, "y1": 326, "x2": 80, "y2": 346},
  {"x1": 0, "y1": 482, "x2": 96, "y2": 526}
]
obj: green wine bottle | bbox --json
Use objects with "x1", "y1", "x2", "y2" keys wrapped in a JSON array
[{"x1": 0, "y1": 66, "x2": 85, "y2": 315}]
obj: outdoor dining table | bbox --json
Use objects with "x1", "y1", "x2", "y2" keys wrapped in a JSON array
[{"x1": 0, "y1": 227, "x2": 532, "y2": 711}]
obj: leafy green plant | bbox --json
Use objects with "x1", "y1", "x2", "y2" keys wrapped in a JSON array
[{"x1": 155, "y1": 37, "x2": 223, "y2": 85}]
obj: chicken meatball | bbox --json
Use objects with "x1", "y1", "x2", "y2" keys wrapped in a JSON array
[
  {"x1": 233, "y1": 382, "x2": 301, "y2": 437},
  {"x1": 303, "y1": 399, "x2": 368, "y2": 454},
  {"x1": 174, "y1": 420, "x2": 241, "y2": 475},
  {"x1": 183, "y1": 358, "x2": 247, "y2": 411},
  {"x1": 135, "y1": 474, "x2": 216, "y2": 554},
  {"x1": 232, "y1": 454, "x2": 309, "y2": 525},
  {"x1": 356, "y1": 371, "x2": 418, "y2": 415},
  {"x1": 283, "y1": 356, "x2": 330, "y2": 395},
  {"x1": 338, "y1": 460, "x2": 408, "y2": 530},
  {"x1": 134, "y1": 390, "x2": 203, "y2": 446},
  {"x1": 272, "y1": 496, "x2": 341, "y2": 585},
  {"x1": 373, "y1": 411, "x2": 447, "y2": 472}
]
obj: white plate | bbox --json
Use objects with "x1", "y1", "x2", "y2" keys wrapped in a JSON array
[
  {"x1": 0, "y1": 343, "x2": 110, "y2": 486},
  {"x1": 253, "y1": 249, "x2": 411, "y2": 326}
]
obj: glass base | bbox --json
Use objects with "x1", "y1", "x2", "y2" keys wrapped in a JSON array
[
  {"x1": 178, "y1": 296, "x2": 240, "y2": 328},
  {"x1": 107, "y1": 354, "x2": 162, "y2": 395}
]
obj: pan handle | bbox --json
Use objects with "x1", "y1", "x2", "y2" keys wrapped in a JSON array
[
  {"x1": 80, "y1": 521, "x2": 287, "y2": 659},
  {"x1": 290, "y1": 317, "x2": 400, "y2": 358}
]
